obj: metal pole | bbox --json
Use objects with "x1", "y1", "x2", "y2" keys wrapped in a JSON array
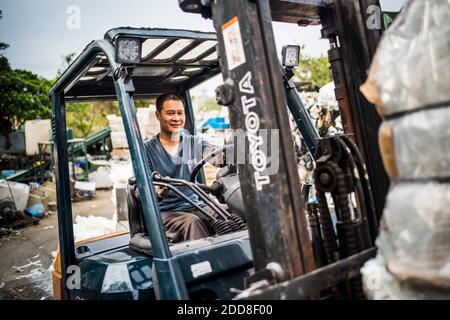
[
  {"x1": 114, "y1": 75, "x2": 188, "y2": 299},
  {"x1": 207, "y1": 0, "x2": 315, "y2": 280},
  {"x1": 52, "y1": 91, "x2": 76, "y2": 300}
]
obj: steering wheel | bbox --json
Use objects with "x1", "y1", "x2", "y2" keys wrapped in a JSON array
[{"x1": 189, "y1": 144, "x2": 232, "y2": 183}]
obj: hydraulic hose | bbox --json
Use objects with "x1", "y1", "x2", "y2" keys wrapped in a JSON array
[
  {"x1": 341, "y1": 136, "x2": 378, "y2": 243},
  {"x1": 155, "y1": 174, "x2": 231, "y2": 220},
  {"x1": 153, "y1": 182, "x2": 216, "y2": 220},
  {"x1": 337, "y1": 139, "x2": 371, "y2": 249}
]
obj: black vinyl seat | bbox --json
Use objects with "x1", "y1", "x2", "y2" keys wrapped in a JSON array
[
  {"x1": 127, "y1": 177, "x2": 146, "y2": 236},
  {"x1": 127, "y1": 177, "x2": 155, "y2": 255}
]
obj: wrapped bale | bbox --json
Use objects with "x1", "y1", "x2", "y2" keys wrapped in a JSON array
[
  {"x1": 381, "y1": 183, "x2": 450, "y2": 288},
  {"x1": 360, "y1": 0, "x2": 450, "y2": 299},
  {"x1": 379, "y1": 107, "x2": 450, "y2": 179},
  {"x1": 374, "y1": 0, "x2": 450, "y2": 116}
]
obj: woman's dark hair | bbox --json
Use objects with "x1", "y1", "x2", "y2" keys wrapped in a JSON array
[{"x1": 155, "y1": 93, "x2": 185, "y2": 112}]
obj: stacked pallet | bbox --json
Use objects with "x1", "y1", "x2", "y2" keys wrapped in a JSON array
[{"x1": 107, "y1": 105, "x2": 160, "y2": 149}]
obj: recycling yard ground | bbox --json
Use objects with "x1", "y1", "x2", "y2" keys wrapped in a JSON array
[
  {"x1": 0, "y1": 163, "x2": 218, "y2": 300},
  {"x1": 0, "y1": 189, "x2": 118, "y2": 300}
]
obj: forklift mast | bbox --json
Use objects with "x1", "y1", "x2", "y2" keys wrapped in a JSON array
[{"x1": 179, "y1": 0, "x2": 388, "y2": 291}]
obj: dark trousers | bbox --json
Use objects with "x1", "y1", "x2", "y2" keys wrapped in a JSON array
[{"x1": 162, "y1": 205, "x2": 226, "y2": 243}]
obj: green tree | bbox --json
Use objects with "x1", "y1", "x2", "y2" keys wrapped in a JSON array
[
  {"x1": 294, "y1": 45, "x2": 332, "y2": 88},
  {"x1": 56, "y1": 52, "x2": 77, "y2": 78},
  {"x1": 195, "y1": 97, "x2": 221, "y2": 114},
  {"x1": 134, "y1": 99, "x2": 153, "y2": 109},
  {"x1": 66, "y1": 100, "x2": 122, "y2": 137},
  {"x1": 0, "y1": 11, "x2": 53, "y2": 135}
]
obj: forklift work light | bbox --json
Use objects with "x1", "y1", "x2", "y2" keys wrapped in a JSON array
[
  {"x1": 282, "y1": 45, "x2": 300, "y2": 67},
  {"x1": 115, "y1": 37, "x2": 142, "y2": 64}
]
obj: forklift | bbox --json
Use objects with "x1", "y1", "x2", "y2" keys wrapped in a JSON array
[
  {"x1": 49, "y1": 24, "x2": 326, "y2": 300},
  {"x1": 51, "y1": 0, "x2": 389, "y2": 300},
  {"x1": 50, "y1": 27, "x2": 262, "y2": 300},
  {"x1": 177, "y1": 0, "x2": 389, "y2": 299}
]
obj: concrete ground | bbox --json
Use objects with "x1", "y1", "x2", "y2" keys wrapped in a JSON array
[
  {"x1": 0, "y1": 189, "x2": 117, "y2": 300},
  {"x1": 0, "y1": 157, "x2": 219, "y2": 300}
]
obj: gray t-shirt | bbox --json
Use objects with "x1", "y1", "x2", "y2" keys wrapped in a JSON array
[{"x1": 143, "y1": 131, "x2": 213, "y2": 213}]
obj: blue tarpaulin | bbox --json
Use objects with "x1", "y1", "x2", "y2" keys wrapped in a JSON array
[{"x1": 198, "y1": 117, "x2": 230, "y2": 130}]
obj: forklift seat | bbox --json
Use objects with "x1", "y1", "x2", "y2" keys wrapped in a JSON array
[
  {"x1": 127, "y1": 177, "x2": 155, "y2": 255},
  {"x1": 129, "y1": 233, "x2": 154, "y2": 256},
  {"x1": 127, "y1": 177, "x2": 147, "y2": 236}
]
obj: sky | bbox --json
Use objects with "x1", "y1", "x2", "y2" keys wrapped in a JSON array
[{"x1": 0, "y1": 0, "x2": 405, "y2": 96}]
